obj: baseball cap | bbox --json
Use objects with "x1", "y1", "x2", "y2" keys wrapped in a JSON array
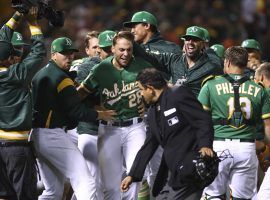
[
  {"x1": 181, "y1": 26, "x2": 205, "y2": 41},
  {"x1": 210, "y1": 44, "x2": 225, "y2": 59},
  {"x1": 51, "y1": 37, "x2": 79, "y2": 53},
  {"x1": 98, "y1": 30, "x2": 116, "y2": 48},
  {"x1": 241, "y1": 39, "x2": 261, "y2": 51},
  {"x1": 0, "y1": 41, "x2": 14, "y2": 61},
  {"x1": 200, "y1": 27, "x2": 210, "y2": 42},
  {"x1": 11, "y1": 32, "x2": 29, "y2": 46},
  {"x1": 123, "y1": 11, "x2": 158, "y2": 28}
]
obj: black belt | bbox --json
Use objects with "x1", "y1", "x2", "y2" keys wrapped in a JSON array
[
  {"x1": 100, "y1": 118, "x2": 143, "y2": 127},
  {"x1": 214, "y1": 137, "x2": 255, "y2": 143},
  {"x1": 0, "y1": 141, "x2": 31, "y2": 147}
]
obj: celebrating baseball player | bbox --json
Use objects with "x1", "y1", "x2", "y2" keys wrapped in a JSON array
[
  {"x1": 0, "y1": 7, "x2": 46, "y2": 200},
  {"x1": 198, "y1": 46, "x2": 270, "y2": 200},
  {"x1": 78, "y1": 31, "x2": 154, "y2": 200},
  {"x1": 30, "y1": 36, "x2": 116, "y2": 200}
]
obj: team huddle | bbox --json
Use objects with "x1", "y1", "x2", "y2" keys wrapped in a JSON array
[{"x1": 1, "y1": 6, "x2": 270, "y2": 200}]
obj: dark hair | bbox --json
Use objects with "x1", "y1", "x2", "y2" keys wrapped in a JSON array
[
  {"x1": 112, "y1": 31, "x2": 134, "y2": 46},
  {"x1": 257, "y1": 62, "x2": 270, "y2": 80},
  {"x1": 84, "y1": 31, "x2": 100, "y2": 48},
  {"x1": 224, "y1": 46, "x2": 248, "y2": 68},
  {"x1": 136, "y1": 68, "x2": 167, "y2": 89}
]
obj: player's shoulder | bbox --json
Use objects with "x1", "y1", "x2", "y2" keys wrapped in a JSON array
[
  {"x1": 201, "y1": 75, "x2": 223, "y2": 87},
  {"x1": 93, "y1": 56, "x2": 113, "y2": 71}
]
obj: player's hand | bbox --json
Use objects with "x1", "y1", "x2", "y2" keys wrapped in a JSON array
[
  {"x1": 97, "y1": 110, "x2": 116, "y2": 121},
  {"x1": 199, "y1": 147, "x2": 214, "y2": 157},
  {"x1": 121, "y1": 176, "x2": 133, "y2": 192}
]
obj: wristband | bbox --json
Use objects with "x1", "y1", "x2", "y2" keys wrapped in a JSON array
[{"x1": 29, "y1": 25, "x2": 42, "y2": 35}]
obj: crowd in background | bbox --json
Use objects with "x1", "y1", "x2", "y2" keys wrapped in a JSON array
[{"x1": 1, "y1": 0, "x2": 270, "y2": 60}]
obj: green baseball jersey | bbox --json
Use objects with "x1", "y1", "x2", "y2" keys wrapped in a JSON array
[
  {"x1": 32, "y1": 60, "x2": 98, "y2": 129},
  {"x1": 0, "y1": 20, "x2": 46, "y2": 141},
  {"x1": 255, "y1": 87, "x2": 270, "y2": 140},
  {"x1": 83, "y1": 56, "x2": 152, "y2": 120},
  {"x1": 198, "y1": 74, "x2": 270, "y2": 139}
]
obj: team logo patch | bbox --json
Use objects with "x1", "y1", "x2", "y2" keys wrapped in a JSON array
[
  {"x1": 16, "y1": 34, "x2": 22, "y2": 41},
  {"x1": 106, "y1": 34, "x2": 114, "y2": 41},
  {"x1": 190, "y1": 26, "x2": 198, "y2": 33},
  {"x1": 167, "y1": 116, "x2": 179, "y2": 126}
]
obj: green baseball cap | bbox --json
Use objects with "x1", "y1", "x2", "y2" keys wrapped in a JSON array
[
  {"x1": 241, "y1": 39, "x2": 261, "y2": 51},
  {"x1": 98, "y1": 30, "x2": 116, "y2": 48},
  {"x1": 11, "y1": 32, "x2": 29, "y2": 46},
  {"x1": 200, "y1": 27, "x2": 210, "y2": 42},
  {"x1": 181, "y1": 26, "x2": 205, "y2": 41},
  {"x1": 123, "y1": 11, "x2": 158, "y2": 28},
  {"x1": 210, "y1": 44, "x2": 225, "y2": 59},
  {"x1": 51, "y1": 37, "x2": 79, "y2": 53}
]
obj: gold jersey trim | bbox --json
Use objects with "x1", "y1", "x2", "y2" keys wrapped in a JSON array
[
  {"x1": 262, "y1": 113, "x2": 270, "y2": 119},
  {"x1": 0, "y1": 130, "x2": 29, "y2": 140},
  {"x1": 57, "y1": 78, "x2": 74, "y2": 93},
  {"x1": 45, "y1": 110, "x2": 52, "y2": 128}
]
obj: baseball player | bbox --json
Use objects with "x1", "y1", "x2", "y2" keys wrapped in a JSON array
[
  {"x1": 124, "y1": 12, "x2": 181, "y2": 195},
  {"x1": 210, "y1": 44, "x2": 225, "y2": 60},
  {"x1": 0, "y1": 8, "x2": 46, "y2": 200},
  {"x1": 67, "y1": 31, "x2": 101, "y2": 145},
  {"x1": 70, "y1": 31, "x2": 100, "y2": 72},
  {"x1": 134, "y1": 25, "x2": 223, "y2": 96},
  {"x1": 72, "y1": 30, "x2": 116, "y2": 200},
  {"x1": 30, "y1": 37, "x2": 116, "y2": 200},
  {"x1": 78, "y1": 31, "x2": 153, "y2": 200},
  {"x1": 256, "y1": 62, "x2": 270, "y2": 199},
  {"x1": 123, "y1": 10, "x2": 180, "y2": 80},
  {"x1": 241, "y1": 39, "x2": 262, "y2": 79},
  {"x1": 198, "y1": 46, "x2": 270, "y2": 200},
  {"x1": 11, "y1": 31, "x2": 29, "y2": 63}
]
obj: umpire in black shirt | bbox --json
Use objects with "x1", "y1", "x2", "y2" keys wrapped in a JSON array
[{"x1": 121, "y1": 68, "x2": 215, "y2": 200}]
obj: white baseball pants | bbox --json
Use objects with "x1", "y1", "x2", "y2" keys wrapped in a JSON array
[
  {"x1": 203, "y1": 140, "x2": 258, "y2": 199},
  {"x1": 98, "y1": 121, "x2": 146, "y2": 200},
  {"x1": 30, "y1": 128, "x2": 97, "y2": 200}
]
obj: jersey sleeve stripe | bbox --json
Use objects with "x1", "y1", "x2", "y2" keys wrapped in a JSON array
[
  {"x1": 262, "y1": 113, "x2": 270, "y2": 119},
  {"x1": 57, "y1": 78, "x2": 74, "y2": 93}
]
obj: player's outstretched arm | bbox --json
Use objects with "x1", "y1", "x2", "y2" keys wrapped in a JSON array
[{"x1": 121, "y1": 176, "x2": 133, "y2": 192}]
